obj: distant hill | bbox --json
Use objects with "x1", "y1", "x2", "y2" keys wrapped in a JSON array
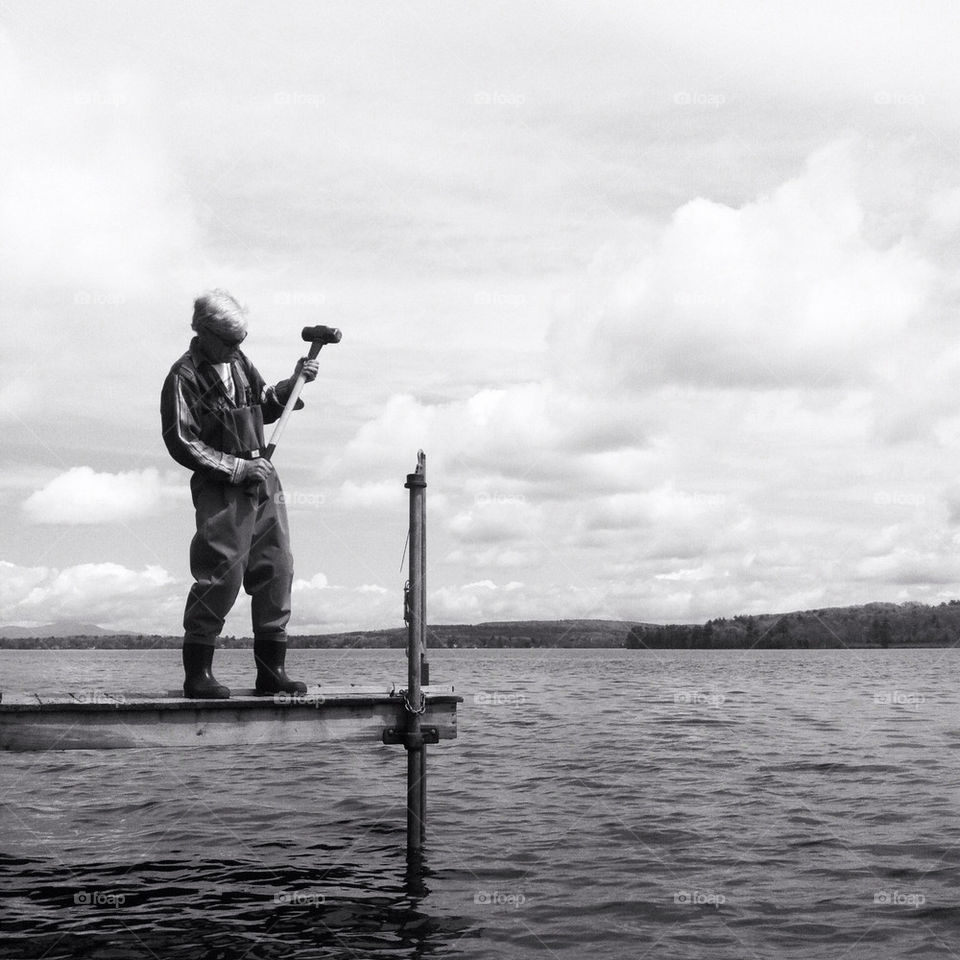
[
  {"x1": 0, "y1": 619, "x2": 644, "y2": 649},
  {"x1": 0, "y1": 620, "x2": 121, "y2": 640},
  {"x1": 4, "y1": 605, "x2": 960, "y2": 649}
]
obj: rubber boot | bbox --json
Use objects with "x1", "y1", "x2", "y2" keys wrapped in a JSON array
[
  {"x1": 254, "y1": 637, "x2": 307, "y2": 696},
  {"x1": 182, "y1": 641, "x2": 231, "y2": 699}
]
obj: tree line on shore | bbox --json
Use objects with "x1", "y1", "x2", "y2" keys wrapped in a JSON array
[
  {"x1": 0, "y1": 620, "x2": 633, "y2": 650},
  {"x1": 4, "y1": 604, "x2": 960, "y2": 650},
  {"x1": 626, "y1": 601, "x2": 960, "y2": 649}
]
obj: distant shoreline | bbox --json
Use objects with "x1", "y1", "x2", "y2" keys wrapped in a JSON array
[
  {"x1": 4, "y1": 603, "x2": 960, "y2": 649},
  {"x1": 2, "y1": 640, "x2": 957, "y2": 650},
  {"x1": 0, "y1": 619, "x2": 636, "y2": 650}
]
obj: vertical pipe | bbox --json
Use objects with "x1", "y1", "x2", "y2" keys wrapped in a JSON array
[
  {"x1": 420, "y1": 742, "x2": 427, "y2": 844},
  {"x1": 418, "y1": 457, "x2": 428, "y2": 842},
  {"x1": 420, "y1": 465, "x2": 428, "y2": 683},
  {"x1": 406, "y1": 749, "x2": 422, "y2": 854},
  {"x1": 404, "y1": 451, "x2": 427, "y2": 853}
]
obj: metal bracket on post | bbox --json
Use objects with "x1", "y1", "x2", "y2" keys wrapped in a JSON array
[{"x1": 382, "y1": 726, "x2": 439, "y2": 747}]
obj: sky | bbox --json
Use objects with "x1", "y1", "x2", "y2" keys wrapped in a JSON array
[{"x1": 3, "y1": 0, "x2": 960, "y2": 635}]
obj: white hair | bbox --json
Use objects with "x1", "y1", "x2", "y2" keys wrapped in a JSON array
[{"x1": 191, "y1": 289, "x2": 249, "y2": 338}]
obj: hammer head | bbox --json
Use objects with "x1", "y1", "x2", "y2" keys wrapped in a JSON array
[{"x1": 302, "y1": 325, "x2": 342, "y2": 345}]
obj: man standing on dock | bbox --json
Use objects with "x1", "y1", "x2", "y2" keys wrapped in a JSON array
[{"x1": 160, "y1": 290, "x2": 317, "y2": 699}]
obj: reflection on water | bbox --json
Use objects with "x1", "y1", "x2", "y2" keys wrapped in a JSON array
[{"x1": 3, "y1": 847, "x2": 474, "y2": 959}]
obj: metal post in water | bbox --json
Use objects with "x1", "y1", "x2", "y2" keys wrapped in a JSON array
[
  {"x1": 404, "y1": 450, "x2": 427, "y2": 852},
  {"x1": 417, "y1": 450, "x2": 428, "y2": 842}
]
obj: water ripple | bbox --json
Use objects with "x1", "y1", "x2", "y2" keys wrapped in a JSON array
[{"x1": 4, "y1": 648, "x2": 960, "y2": 957}]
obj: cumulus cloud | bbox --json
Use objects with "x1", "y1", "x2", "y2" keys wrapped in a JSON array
[
  {"x1": 9, "y1": 0, "x2": 960, "y2": 632},
  {"x1": 293, "y1": 572, "x2": 329, "y2": 591},
  {"x1": 22, "y1": 467, "x2": 182, "y2": 524},
  {"x1": 552, "y1": 140, "x2": 937, "y2": 393},
  {"x1": 854, "y1": 548, "x2": 958, "y2": 586},
  {"x1": 334, "y1": 385, "x2": 651, "y2": 524},
  {"x1": 583, "y1": 486, "x2": 732, "y2": 533},
  {"x1": 448, "y1": 497, "x2": 542, "y2": 544},
  {"x1": 444, "y1": 546, "x2": 542, "y2": 569},
  {"x1": 338, "y1": 385, "x2": 643, "y2": 476},
  {"x1": 431, "y1": 579, "x2": 526, "y2": 622},
  {"x1": 0, "y1": 560, "x2": 177, "y2": 629},
  {"x1": 285, "y1": 571, "x2": 398, "y2": 633},
  {"x1": 342, "y1": 136, "x2": 960, "y2": 622},
  {"x1": 336, "y1": 140, "x2": 948, "y2": 519},
  {"x1": 0, "y1": 560, "x2": 51, "y2": 610}
]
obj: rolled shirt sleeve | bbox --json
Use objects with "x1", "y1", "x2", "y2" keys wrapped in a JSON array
[{"x1": 259, "y1": 378, "x2": 305, "y2": 425}]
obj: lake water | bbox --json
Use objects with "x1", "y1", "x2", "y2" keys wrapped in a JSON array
[{"x1": 2, "y1": 646, "x2": 960, "y2": 958}]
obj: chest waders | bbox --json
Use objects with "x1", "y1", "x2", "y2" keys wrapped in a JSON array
[{"x1": 181, "y1": 365, "x2": 306, "y2": 699}]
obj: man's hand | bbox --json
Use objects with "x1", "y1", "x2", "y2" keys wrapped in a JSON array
[
  {"x1": 293, "y1": 357, "x2": 320, "y2": 383},
  {"x1": 235, "y1": 457, "x2": 274, "y2": 485}
]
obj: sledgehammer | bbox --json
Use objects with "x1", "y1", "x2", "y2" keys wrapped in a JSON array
[{"x1": 263, "y1": 325, "x2": 341, "y2": 461}]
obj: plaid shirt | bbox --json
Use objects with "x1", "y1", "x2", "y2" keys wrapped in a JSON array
[{"x1": 161, "y1": 338, "x2": 301, "y2": 483}]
